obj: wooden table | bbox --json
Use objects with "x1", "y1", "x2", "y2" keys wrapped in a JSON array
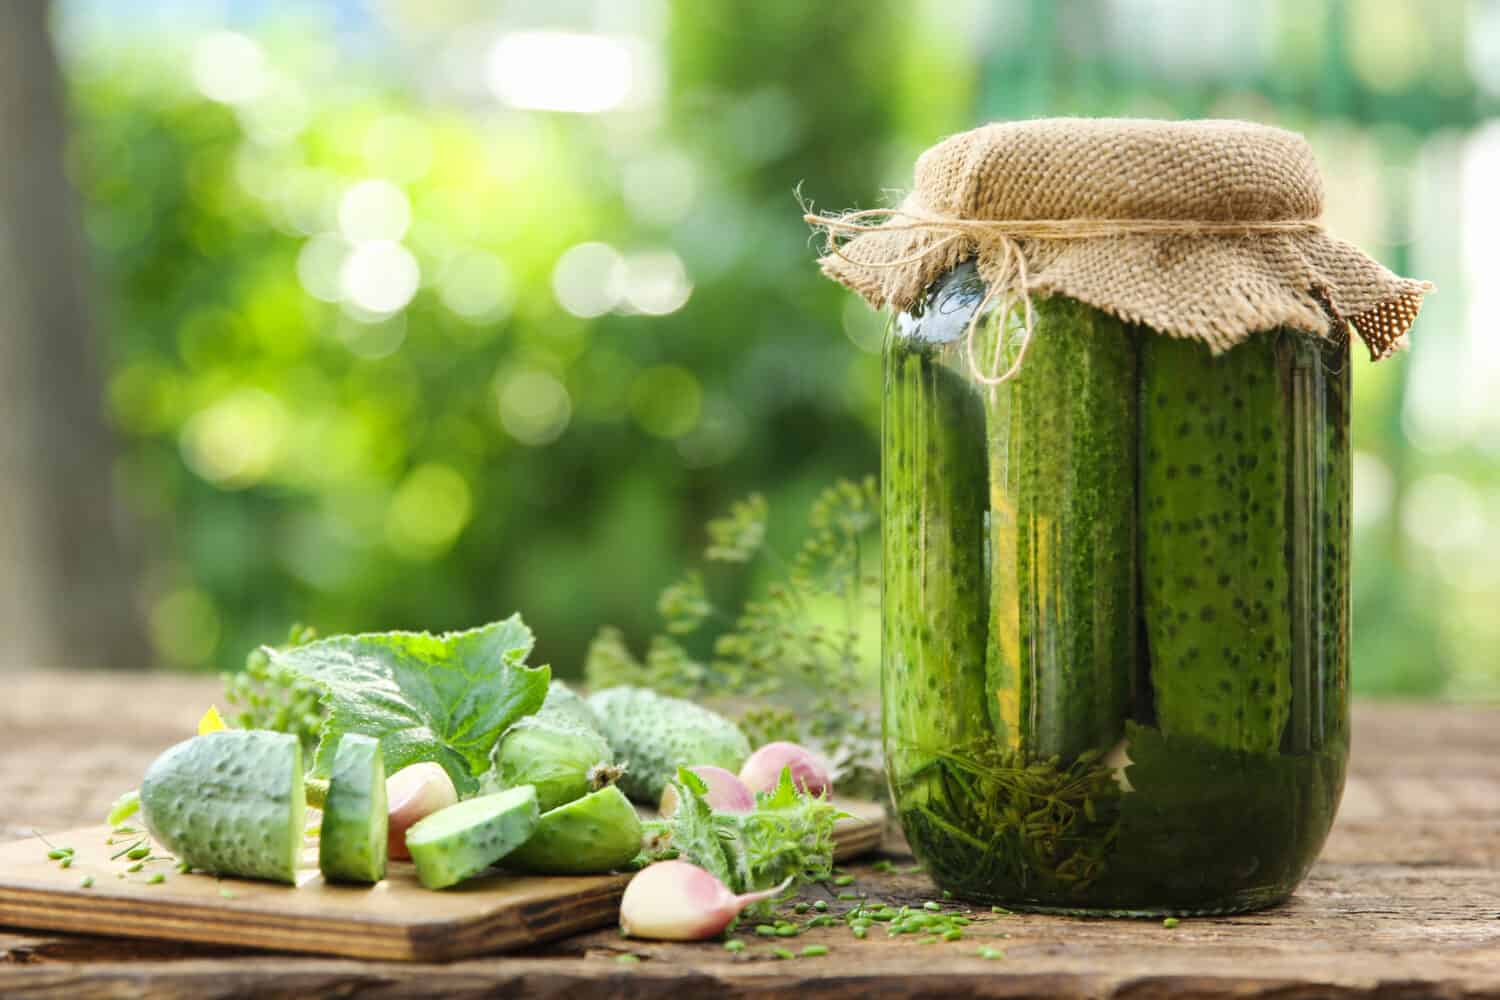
[{"x1": 2, "y1": 670, "x2": 1498, "y2": 998}]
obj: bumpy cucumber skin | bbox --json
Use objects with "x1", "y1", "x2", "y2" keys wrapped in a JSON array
[
  {"x1": 1318, "y1": 339, "x2": 1352, "y2": 749},
  {"x1": 141, "y1": 730, "x2": 305, "y2": 884},
  {"x1": 505, "y1": 785, "x2": 643, "y2": 874},
  {"x1": 586, "y1": 687, "x2": 751, "y2": 803},
  {"x1": 493, "y1": 715, "x2": 613, "y2": 813},
  {"x1": 491, "y1": 680, "x2": 615, "y2": 812},
  {"x1": 538, "y1": 680, "x2": 601, "y2": 732},
  {"x1": 881, "y1": 310, "x2": 991, "y2": 793},
  {"x1": 1141, "y1": 332, "x2": 1291, "y2": 753},
  {"x1": 985, "y1": 295, "x2": 1137, "y2": 758},
  {"x1": 319, "y1": 733, "x2": 387, "y2": 885},
  {"x1": 406, "y1": 786, "x2": 539, "y2": 890}
]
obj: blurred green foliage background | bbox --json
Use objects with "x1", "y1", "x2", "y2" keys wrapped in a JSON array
[{"x1": 48, "y1": 0, "x2": 1500, "y2": 698}]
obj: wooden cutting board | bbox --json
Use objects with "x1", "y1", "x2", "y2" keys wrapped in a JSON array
[{"x1": 0, "y1": 800, "x2": 884, "y2": 962}]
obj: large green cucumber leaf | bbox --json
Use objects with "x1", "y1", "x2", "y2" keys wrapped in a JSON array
[{"x1": 267, "y1": 616, "x2": 550, "y2": 796}]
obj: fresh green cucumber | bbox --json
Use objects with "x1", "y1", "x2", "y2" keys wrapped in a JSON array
[
  {"x1": 535, "y1": 680, "x2": 601, "y2": 732},
  {"x1": 318, "y1": 734, "x2": 387, "y2": 884},
  {"x1": 1318, "y1": 337, "x2": 1352, "y2": 748},
  {"x1": 985, "y1": 295, "x2": 1138, "y2": 757},
  {"x1": 140, "y1": 730, "x2": 305, "y2": 884},
  {"x1": 491, "y1": 683, "x2": 619, "y2": 812},
  {"x1": 405, "y1": 786, "x2": 539, "y2": 889},
  {"x1": 586, "y1": 687, "x2": 751, "y2": 803},
  {"x1": 1140, "y1": 331, "x2": 1291, "y2": 753},
  {"x1": 880, "y1": 311, "x2": 991, "y2": 786},
  {"x1": 505, "y1": 785, "x2": 643, "y2": 874}
]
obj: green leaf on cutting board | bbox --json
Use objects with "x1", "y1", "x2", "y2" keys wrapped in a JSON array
[{"x1": 267, "y1": 615, "x2": 550, "y2": 797}]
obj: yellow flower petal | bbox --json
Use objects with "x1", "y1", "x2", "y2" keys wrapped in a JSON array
[{"x1": 198, "y1": 705, "x2": 228, "y2": 735}]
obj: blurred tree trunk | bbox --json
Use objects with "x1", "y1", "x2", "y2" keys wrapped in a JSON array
[{"x1": 0, "y1": 0, "x2": 148, "y2": 670}]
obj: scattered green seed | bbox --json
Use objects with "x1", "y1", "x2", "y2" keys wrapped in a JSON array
[
  {"x1": 615, "y1": 954, "x2": 640, "y2": 965},
  {"x1": 837, "y1": 892, "x2": 859, "y2": 901},
  {"x1": 771, "y1": 947, "x2": 795, "y2": 960},
  {"x1": 112, "y1": 826, "x2": 139, "y2": 836},
  {"x1": 833, "y1": 875, "x2": 855, "y2": 886},
  {"x1": 942, "y1": 890, "x2": 953, "y2": 899},
  {"x1": 79, "y1": 876, "x2": 95, "y2": 889},
  {"x1": 755, "y1": 925, "x2": 777, "y2": 936},
  {"x1": 723, "y1": 939, "x2": 745, "y2": 953},
  {"x1": 176, "y1": 860, "x2": 191, "y2": 874},
  {"x1": 46, "y1": 848, "x2": 73, "y2": 860},
  {"x1": 918, "y1": 935, "x2": 939, "y2": 944},
  {"x1": 1162, "y1": 917, "x2": 1180, "y2": 929},
  {"x1": 58, "y1": 856, "x2": 73, "y2": 869},
  {"x1": 812, "y1": 900, "x2": 828, "y2": 912},
  {"x1": 110, "y1": 840, "x2": 146, "y2": 861},
  {"x1": 146, "y1": 873, "x2": 165, "y2": 885},
  {"x1": 923, "y1": 901, "x2": 942, "y2": 912},
  {"x1": 126, "y1": 861, "x2": 144, "y2": 873},
  {"x1": 800, "y1": 945, "x2": 828, "y2": 957},
  {"x1": 775, "y1": 926, "x2": 799, "y2": 937},
  {"x1": 218, "y1": 887, "x2": 235, "y2": 899},
  {"x1": 871, "y1": 860, "x2": 895, "y2": 873},
  {"x1": 943, "y1": 929, "x2": 963, "y2": 941},
  {"x1": 852, "y1": 926, "x2": 868, "y2": 939},
  {"x1": 904, "y1": 864, "x2": 924, "y2": 874},
  {"x1": 126, "y1": 846, "x2": 151, "y2": 861},
  {"x1": 991, "y1": 906, "x2": 1012, "y2": 915},
  {"x1": 977, "y1": 946, "x2": 1005, "y2": 960},
  {"x1": 793, "y1": 901, "x2": 810, "y2": 914}
]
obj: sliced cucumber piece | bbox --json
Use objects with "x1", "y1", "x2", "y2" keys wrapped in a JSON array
[
  {"x1": 405, "y1": 786, "x2": 539, "y2": 890},
  {"x1": 140, "y1": 730, "x2": 305, "y2": 884},
  {"x1": 318, "y1": 734, "x2": 387, "y2": 885},
  {"x1": 505, "y1": 784, "x2": 642, "y2": 875}
]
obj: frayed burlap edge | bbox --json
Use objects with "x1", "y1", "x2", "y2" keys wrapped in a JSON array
[{"x1": 817, "y1": 198, "x2": 1432, "y2": 361}]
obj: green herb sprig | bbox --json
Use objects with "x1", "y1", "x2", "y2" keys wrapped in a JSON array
[{"x1": 584, "y1": 479, "x2": 884, "y2": 798}]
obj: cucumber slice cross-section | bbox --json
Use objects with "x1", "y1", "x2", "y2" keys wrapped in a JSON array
[{"x1": 405, "y1": 786, "x2": 540, "y2": 890}]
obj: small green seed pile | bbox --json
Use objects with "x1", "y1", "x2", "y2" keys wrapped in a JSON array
[{"x1": 723, "y1": 869, "x2": 1013, "y2": 962}]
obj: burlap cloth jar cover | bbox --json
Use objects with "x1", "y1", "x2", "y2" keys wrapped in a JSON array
[{"x1": 808, "y1": 118, "x2": 1431, "y2": 360}]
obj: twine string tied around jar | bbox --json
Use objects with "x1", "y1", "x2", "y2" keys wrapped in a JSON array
[{"x1": 805, "y1": 206, "x2": 1326, "y2": 385}]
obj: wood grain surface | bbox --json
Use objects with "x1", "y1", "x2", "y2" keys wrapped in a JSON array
[
  {"x1": 3, "y1": 670, "x2": 1500, "y2": 998},
  {"x1": 0, "y1": 804, "x2": 882, "y2": 962}
]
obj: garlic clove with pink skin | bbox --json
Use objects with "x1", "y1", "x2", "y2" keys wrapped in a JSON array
[
  {"x1": 658, "y1": 765, "x2": 756, "y2": 817},
  {"x1": 619, "y1": 860, "x2": 793, "y2": 941},
  {"x1": 739, "y1": 742, "x2": 833, "y2": 798},
  {"x1": 386, "y1": 762, "x2": 458, "y2": 860}
]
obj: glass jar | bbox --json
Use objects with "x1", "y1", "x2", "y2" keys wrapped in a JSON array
[{"x1": 881, "y1": 261, "x2": 1350, "y2": 915}]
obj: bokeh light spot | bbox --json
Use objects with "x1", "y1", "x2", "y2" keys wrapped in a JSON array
[
  {"x1": 296, "y1": 233, "x2": 349, "y2": 303},
  {"x1": 180, "y1": 390, "x2": 287, "y2": 489},
  {"x1": 623, "y1": 250, "x2": 692, "y2": 315},
  {"x1": 385, "y1": 464, "x2": 473, "y2": 560},
  {"x1": 191, "y1": 32, "x2": 268, "y2": 106},
  {"x1": 339, "y1": 180, "x2": 412, "y2": 244},
  {"x1": 149, "y1": 588, "x2": 222, "y2": 667},
  {"x1": 340, "y1": 241, "x2": 421, "y2": 316},
  {"x1": 552, "y1": 242, "x2": 625, "y2": 318},
  {"x1": 487, "y1": 32, "x2": 634, "y2": 114},
  {"x1": 1351, "y1": 451, "x2": 1394, "y2": 530},
  {"x1": 495, "y1": 369, "x2": 573, "y2": 446}
]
